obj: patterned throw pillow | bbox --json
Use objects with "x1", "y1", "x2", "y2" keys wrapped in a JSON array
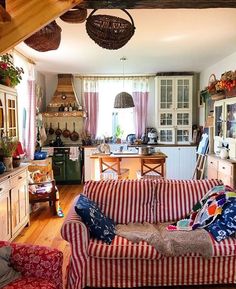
[
  {"x1": 206, "y1": 198, "x2": 236, "y2": 242},
  {"x1": 75, "y1": 194, "x2": 116, "y2": 244}
]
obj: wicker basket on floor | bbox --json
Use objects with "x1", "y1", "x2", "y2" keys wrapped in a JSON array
[
  {"x1": 24, "y1": 21, "x2": 62, "y2": 52},
  {"x1": 60, "y1": 6, "x2": 87, "y2": 23},
  {"x1": 86, "y1": 9, "x2": 135, "y2": 50}
]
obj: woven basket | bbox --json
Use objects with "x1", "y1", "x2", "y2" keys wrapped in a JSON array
[
  {"x1": 86, "y1": 9, "x2": 135, "y2": 50},
  {"x1": 24, "y1": 21, "x2": 62, "y2": 52},
  {"x1": 60, "y1": 6, "x2": 87, "y2": 23}
]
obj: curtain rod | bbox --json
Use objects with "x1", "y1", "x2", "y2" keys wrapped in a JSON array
[
  {"x1": 75, "y1": 74, "x2": 155, "y2": 79},
  {"x1": 12, "y1": 49, "x2": 35, "y2": 65}
]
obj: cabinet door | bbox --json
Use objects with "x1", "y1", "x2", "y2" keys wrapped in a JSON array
[
  {"x1": 159, "y1": 147, "x2": 179, "y2": 179},
  {"x1": 159, "y1": 78, "x2": 174, "y2": 109},
  {"x1": 159, "y1": 128, "x2": 175, "y2": 144},
  {"x1": 176, "y1": 78, "x2": 191, "y2": 109},
  {"x1": 11, "y1": 177, "x2": 28, "y2": 238},
  {"x1": 176, "y1": 128, "x2": 192, "y2": 144},
  {"x1": 178, "y1": 147, "x2": 196, "y2": 179},
  {"x1": 0, "y1": 180, "x2": 11, "y2": 241},
  {"x1": 0, "y1": 91, "x2": 6, "y2": 137},
  {"x1": 6, "y1": 92, "x2": 18, "y2": 138},
  {"x1": 84, "y1": 148, "x2": 98, "y2": 181},
  {"x1": 214, "y1": 101, "x2": 224, "y2": 138},
  {"x1": 225, "y1": 100, "x2": 236, "y2": 139}
]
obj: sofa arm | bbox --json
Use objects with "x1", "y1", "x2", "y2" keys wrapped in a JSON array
[
  {"x1": 60, "y1": 196, "x2": 89, "y2": 289},
  {"x1": 0, "y1": 241, "x2": 63, "y2": 289}
]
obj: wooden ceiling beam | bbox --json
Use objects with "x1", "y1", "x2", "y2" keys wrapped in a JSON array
[
  {"x1": 0, "y1": 0, "x2": 83, "y2": 54},
  {"x1": 0, "y1": 4, "x2": 11, "y2": 23},
  {"x1": 80, "y1": 0, "x2": 236, "y2": 9}
]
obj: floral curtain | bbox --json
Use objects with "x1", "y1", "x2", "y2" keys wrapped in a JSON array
[
  {"x1": 132, "y1": 78, "x2": 149, "y2": 138},
  {"x1": 83, "y1": 78, "x2": 99, "y2": 138}
]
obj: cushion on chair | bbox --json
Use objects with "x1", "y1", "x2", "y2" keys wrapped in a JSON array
[
  {"x1": 3, "y1": 276, "x2": 57, "y2": 289},
  {"x1": 0, "y1": 246, "x2": 21, "y2": 288},
  {"x1": 136, "y1": 170, "x2": 162, "y2": 180},
  {"x1": 75, "y1": 194, "x2": 116, "y2": 244}
]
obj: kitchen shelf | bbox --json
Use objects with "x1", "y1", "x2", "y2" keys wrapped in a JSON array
[{"x1": 42, "y1": 111, "x2": 87, "y2": 117}]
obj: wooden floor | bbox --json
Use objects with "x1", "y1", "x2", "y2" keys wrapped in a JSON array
[
  {"x1": 14, "y1": 183, "x2": 82, "y2": 286},
  {"x1": 14, "y1": 184, "x2": 234, "y2": 289}
]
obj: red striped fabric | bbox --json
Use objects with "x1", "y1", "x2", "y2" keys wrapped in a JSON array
[
  {"x1": 154, "y1": 179, "x2": 223, "y2": 223},
  {"x1": 83, "y1": 179, "x2": 156, "y2": 223},
  {"x1": 86, "y1": 256, "x2": 236, "y2": 288},
  {"x1": 88, "y1": 235, "x2": 162, "y2": 260},
  {"x1": 211, "y1": 235, "x2": 236, "y2": 257}
]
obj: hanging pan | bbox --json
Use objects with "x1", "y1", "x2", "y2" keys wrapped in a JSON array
[
  {"x1": 48, "y1": 123, "x2": 54, "y2": 135},
  {"x1": 55, "y1": 122, "x2": 62, "y2": 136},
  {"x1": 62, "y1": 122, "x2": 71, "y2": 138},
  {"x1": 70, "y1": 122, "x2": 79, "y2": 141}
]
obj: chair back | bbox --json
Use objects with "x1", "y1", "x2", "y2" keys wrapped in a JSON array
[
  {"x1": 99, "y1": 157, "x2": 122, "y2": 176},
  {"x1": 141, "y1": 157, "x2": 165, "y2": 177}
]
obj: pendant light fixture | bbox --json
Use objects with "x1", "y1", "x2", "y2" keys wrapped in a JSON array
[{"x1": 114, "y1": 57, "x2": 135, "y2": 108}]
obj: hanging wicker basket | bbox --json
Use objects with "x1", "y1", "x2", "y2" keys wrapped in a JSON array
[
  {"x1": 86, "y1": 9, "x2": 135, "y2": 50},
  {"x1": 24, "y1": 21, "x2": 62, "y2": 52},
  {"x1": 60, "y1": 6, "x2": 87, "y2": 23}
]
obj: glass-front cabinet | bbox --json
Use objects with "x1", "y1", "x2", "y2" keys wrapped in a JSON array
[
  {"x1": 155, "y1": 76, "x2": 193, "y2": 144},
  {"x1": 214, "y1": 97, "x2": 236, "y2": 140},
  {"x1": 0, "y1": 85, "x2": 18, "y2": 138}
]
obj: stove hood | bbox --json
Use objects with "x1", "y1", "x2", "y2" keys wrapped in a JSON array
[{"x1": 47, "y1": 74, "x2": 79, "y2": 112}]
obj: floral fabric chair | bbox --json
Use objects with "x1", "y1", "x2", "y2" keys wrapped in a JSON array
[{"x1": 0, "y1": 241, "x2": 63, "y2": 289}]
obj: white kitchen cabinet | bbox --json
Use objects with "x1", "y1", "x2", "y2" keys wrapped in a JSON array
[
  {"x1": 0, "y1": 166, "x2": 29, "y2": 241},
  {"x1": 155, "y1": 76, "x2": 193, "y2": 144},
  {"x1": 158, "y1": 146, "x2": 196, "y2": 179},
  {"x1": 84, "y1": 147, "x2": 98, "y2": 182}
]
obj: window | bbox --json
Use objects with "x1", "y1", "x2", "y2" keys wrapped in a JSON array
[{"x1": 96, "y1": 79, "x2": 135, "y2": 140}]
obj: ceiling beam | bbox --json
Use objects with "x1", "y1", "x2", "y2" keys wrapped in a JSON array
[
  {"x1": 0, "y1": 4, "x2": 11, "y2": 23},
  {"x1": 0, "y1": 0, "x2": 83, "y2": 54},
  {"x1": 80, "y1": 0, "x2": 236, "y2": 9}
]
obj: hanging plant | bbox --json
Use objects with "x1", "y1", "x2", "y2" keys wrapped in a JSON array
[{"x1": 0, "y1": 53, "x2": 24, "y2": 87}]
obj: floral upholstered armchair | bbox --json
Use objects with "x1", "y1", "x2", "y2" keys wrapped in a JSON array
[{"x1": 0, "y1": 241, "x2": 63, "y2": 289}]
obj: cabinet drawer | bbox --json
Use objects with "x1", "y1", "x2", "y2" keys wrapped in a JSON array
[
  {"x1": 207, "y1": 156, "x2": 218, "y2": 169},
  {"x1": 10, "y1": 171, "x2": 27, "y2": 188},
  {"x1": 218, "y1": 161, "x2": 233, "y2": 176},
  {"x1": 0, "y1": 179, "x2": 10, "y2": 195}
]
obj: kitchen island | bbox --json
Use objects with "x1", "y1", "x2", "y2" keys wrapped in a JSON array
[
  {"x1": 84, "y1": 145, "x2": 197, "y2": 181},
  {"x1": 90, "y1": 152, "x2": 167, "y2": 180}
]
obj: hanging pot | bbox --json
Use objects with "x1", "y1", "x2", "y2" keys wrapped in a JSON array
[
  {"x1": 55, "y1": 122, "x2": 62, "y2": 136},
  {"x1": 48, "y1": 123, "x2": 54, "y2": 135},
  {"x1": 70, "y1": 122, "x2": 79, "y2": 142},
  {"x1": 62, "y1": 122, "x2": 71, "y2": 138}
]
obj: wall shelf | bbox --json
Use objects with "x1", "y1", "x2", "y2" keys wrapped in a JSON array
[{"x1": 42, "y1": 111, "x2": 87, "y2": 117}]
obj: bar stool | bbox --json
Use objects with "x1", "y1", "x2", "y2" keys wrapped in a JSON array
[
  {"x1": 99, "y1": 156, "x2": 129, "y2": 180},
  {"x1": 136, "y1": 157, "x2": 166, "y2": 180}
]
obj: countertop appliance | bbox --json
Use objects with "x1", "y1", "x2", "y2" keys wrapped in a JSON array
[
  {"x1": 147, "y1": 128, "x2": 158, "y2": 144},
  {"x1": 52, "y1": 147, "x2": 82, "y2": 184}
]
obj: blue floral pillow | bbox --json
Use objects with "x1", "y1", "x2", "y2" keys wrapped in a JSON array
[
  {"x1": 75, "y1": 194, "x2": 116, "y2": 244},
  {"x1": 206, "y1": 198, "x2": 236, "y2": 242}
]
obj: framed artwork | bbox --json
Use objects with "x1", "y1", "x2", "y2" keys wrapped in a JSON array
[{"x1": 198, "y1": 90, "x2": 203, "y2": 108}]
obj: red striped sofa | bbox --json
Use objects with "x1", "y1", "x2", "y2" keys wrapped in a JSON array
[{"x1": 61, "y1": 179, "x2": 236, "y2": 289}]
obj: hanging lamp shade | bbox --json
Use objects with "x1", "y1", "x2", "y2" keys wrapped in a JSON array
[{"x1": 114, "y1": 91, "x2": 135, "y2": 108}]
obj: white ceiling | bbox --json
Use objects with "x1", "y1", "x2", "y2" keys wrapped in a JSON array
[{"x1": 16, "y1": 8, "x2": 236, "y2": 75}]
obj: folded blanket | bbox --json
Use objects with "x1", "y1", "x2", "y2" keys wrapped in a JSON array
[{"x1": 116, "y1": 222, "x2": 213, "y2": 258}]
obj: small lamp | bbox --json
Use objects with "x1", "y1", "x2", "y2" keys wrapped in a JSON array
[{"x1": 114, "y1": 57, "x2": 135, "y2": 109}]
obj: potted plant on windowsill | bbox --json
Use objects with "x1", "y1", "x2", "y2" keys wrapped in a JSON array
[
  {"x1": 115, "y1": 125, "x2": 124, "y2": 144},
  {"x1": 0, "y1": 53, "x2": 24, "y2": 87},
  {"x1": 0, "y1": 137, "x2": 18, "y2": 171}
]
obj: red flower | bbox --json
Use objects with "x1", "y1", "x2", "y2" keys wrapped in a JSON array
[{"x1": 0, "y1": 62, "x2": 8, "y2": 70}]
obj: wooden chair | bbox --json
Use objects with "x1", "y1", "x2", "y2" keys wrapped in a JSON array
[
  {"x1": 136, "y1": 157, "x2": 165, "y2": 179},
  {"x1": 99, "y1": 156, "x2": 129, "y2": 180},
  {"x1": 28, "y1": 160, "x2": 58, "y2": 215}
]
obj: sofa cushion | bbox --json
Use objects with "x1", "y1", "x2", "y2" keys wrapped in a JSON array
[
  {"x1": 206, "y1": 197, "x2": 236, "y2": 242},
  {"x1": 3, "y1": 276, "x2": 56, "y2": 289},
  {"x1": 155, "y1": 179, "x2": 223, "y2": 223},
  {"x1": 211, "y1": 235, "x2": 236, "y2": 257},
  {"x1": 88, "y1": 235, "x2": 162, "y2": 260},
  {"x1": 75, "y1": 194, "x2": 116, "y2": 244},
  {"x1": 83, "y1": 179, "x2": 156, "y2": 224}
]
